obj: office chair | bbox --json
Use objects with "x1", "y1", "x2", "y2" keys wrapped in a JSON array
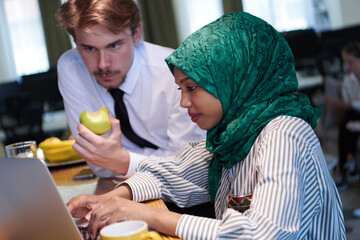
[{"x1": 0, "y1": 94, "x2": 44, "y2": 145}]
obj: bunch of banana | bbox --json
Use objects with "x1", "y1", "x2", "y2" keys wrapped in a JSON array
[{"x1": 38, "y1": 137, "x2": 81, "y2": 163}]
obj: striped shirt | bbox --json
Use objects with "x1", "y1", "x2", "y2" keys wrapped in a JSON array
[{"x1": 124, "y1": 116, "x2": 346, "y2": 239}]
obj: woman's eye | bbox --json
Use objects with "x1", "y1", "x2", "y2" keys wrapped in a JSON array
[
  {"x1": 187, "y1": 86, "x2": 198, "y2": 92},
  {"x1": 177, "y1": 85, "x2": 198, "y2": 92}
]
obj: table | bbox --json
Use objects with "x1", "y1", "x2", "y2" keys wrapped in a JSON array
[
  {"x1": 296, "y1": 72, "x2": 324, "y2": 106},
  {"x1": 50, "y1": 164, "x2": 181, "y2": 239},
  {"x1": 297, "y1": 72, "x2": 323, "y2": 90},
  {"x1": 42, "y1": 110, "x2": 68, "y2": 135}
]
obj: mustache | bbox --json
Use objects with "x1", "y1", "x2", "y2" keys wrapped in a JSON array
[{"x1": 93, "y1": 69, "x2": 120, "y2": 76}]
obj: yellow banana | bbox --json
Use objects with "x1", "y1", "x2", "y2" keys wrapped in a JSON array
[
  {"x1": 43, "y1": 145, "x2": 81, "y2": 163},
  {"x1": 39, "y1": 139, "x2": 75, "y2": 151},
  {"x1": 39, "y1": 137, "x2": 82, "y2": 163},
  {"x1": 42, "y1": 137, "x2": 62, "y2": 143}
]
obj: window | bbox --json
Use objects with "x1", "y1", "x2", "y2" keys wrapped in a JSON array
[
  {"x1": 3, "y1": 0, "x2": 49, "y2": 77},
  {"x1": 172, "y1": 0, "x2": 223, "y2": 43},
  {"x1": 242, "y1": 0, "x2": 330, "y2": 32}
]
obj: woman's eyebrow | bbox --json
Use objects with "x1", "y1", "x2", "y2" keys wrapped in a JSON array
[{"x1": 180, "y1": 77, "x2": 191, "y2": 84}]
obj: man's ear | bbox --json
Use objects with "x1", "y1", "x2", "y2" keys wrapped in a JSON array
[{"x1": 133, "y1": 23, "x2": 143, "y2": 45}]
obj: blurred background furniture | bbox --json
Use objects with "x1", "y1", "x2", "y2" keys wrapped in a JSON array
[
  {"x1": 20, "y1": 68, "x2": 64, "y2": 112},
  {"x1": 279, "y1": 24, "x2": 360, "y2": 79},
  {"x1": 281, "y1": 29, "x2": 322, "y2": 76},
  {"x1": 0, "y1": 94, "x2": 44, "y2": 145},
  {"x1": 319, "y1": 24, "x2": 360, "y2": 78},
  {"x1": 0, "y1": 69, "x2": 67, "y2": 146}
]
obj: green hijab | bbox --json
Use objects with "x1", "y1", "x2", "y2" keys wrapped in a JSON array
[{"x1": 165, "y1": 12, "x2": 322, "y2": 201}]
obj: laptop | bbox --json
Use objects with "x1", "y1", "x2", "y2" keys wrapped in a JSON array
[{"x1": 0, "y1": 157, "x2": 84, "y2": 240}]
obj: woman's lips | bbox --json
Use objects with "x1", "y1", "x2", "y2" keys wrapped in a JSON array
[{"x1": 189, "y1": 113, "x2": 200, "y2": 122}]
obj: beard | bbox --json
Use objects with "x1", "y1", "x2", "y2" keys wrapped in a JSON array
[
  {"x1": 93, "y1": 68, "x2": 121, "y2": 77},
  {"x1": 93, "y1": 69, "x2": 125, "y2": 88}
]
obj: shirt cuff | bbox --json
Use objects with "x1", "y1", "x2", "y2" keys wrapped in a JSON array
[
  {"x1": 123, "y1": 152, "x2": 149, "y2": 178},
  {"x1": 176, "y1": 214, "x2": 220, "y2": 240},
  {"x1": 88, "y1": 162, "x2": 118, "y2": 178},
  {"x1": 89, "y1": 152, "x2": 148, "y2": 178},
  {"x1": 123, "y1": 172, "x2": 162, "y2": 202}
]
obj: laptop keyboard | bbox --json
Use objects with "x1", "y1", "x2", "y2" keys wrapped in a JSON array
[{"x1": 76, "y1": 219, "x2": 100, "y2": 239}]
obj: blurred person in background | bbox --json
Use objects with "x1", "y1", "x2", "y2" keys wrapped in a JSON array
[{"x1": 326, "y1": 41, "x2": 360, "y2": 190}]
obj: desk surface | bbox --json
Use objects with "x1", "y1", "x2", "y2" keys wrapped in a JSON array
[
  {"x1": 51, "y1": 164, "x2": 126, "y2": 202},
  {"x1": 297, "y1": 72, "x2": 323, "y2": 90},
  {"x1": 42, "y1": 110, "x2": 68, "y2": 134},
  {"x1": 50, "y1": 164, "x2": 180, "y2": 239}
]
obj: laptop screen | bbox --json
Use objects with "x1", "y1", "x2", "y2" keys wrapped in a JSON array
[{"x1": 0, "y1": 157, "x2": 83, "y2": 240}]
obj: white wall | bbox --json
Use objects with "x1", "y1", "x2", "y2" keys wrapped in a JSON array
[
  {"x1": 341, "y1": 0, "x2": 360, "y2": 27},
  {"x1": 172, "y1": 0, "x2": 223, "y2": 43},
  {"x1": 325, "y1": 0, "x2": 343, "y2": 29},
  {"x1": 326, "y1": 0, "x2": 360, "y2": 29},
  {"x1": 0, "y1": 1, "x2": 17, "y2": 82}
]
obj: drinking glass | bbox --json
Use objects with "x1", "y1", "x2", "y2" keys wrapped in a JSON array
[{"x1": 5, "y1": 141, "x2": 37, "y2": 158}]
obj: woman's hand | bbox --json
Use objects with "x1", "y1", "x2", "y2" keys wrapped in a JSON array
[
  {"x1": 67, "y1": 185, "x2": 132, "y2": 219},
  {"x1": 87, "y1": 196, "x2": 182, "y2": 239},
  {"x1": 87, "y1": 196, "x2": 148, "y2": 237},
  {"x1": 67, "y1": 194, "x2": 110, "y2": 219}
]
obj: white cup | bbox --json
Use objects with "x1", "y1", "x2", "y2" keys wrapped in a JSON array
[
  {"x1": 5, "y1": 141, "x2": 37, "y2": 158},
  {"x1": 100, "y1": 220, "x2": 162, "y2": 240}
]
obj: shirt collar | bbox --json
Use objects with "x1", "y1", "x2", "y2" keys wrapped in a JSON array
[{"x1": 120, "y1": 43, "x2": 142, "y2": 95}]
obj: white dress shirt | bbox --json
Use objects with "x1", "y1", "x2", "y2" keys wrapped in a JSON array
[
  {"x1": 57, "y1": 41, "x2": 206, "y2": 177},
  {"x1": 123, "y1": 116, "x2": 345, "y2": 239},
  {"x1": 342, "y1": 73, "x2": 360, "y2": 111}
]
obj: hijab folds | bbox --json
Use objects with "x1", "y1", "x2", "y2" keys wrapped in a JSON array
[{"x1": 165, "y1": 12, "x2": 322, "y2": 201}]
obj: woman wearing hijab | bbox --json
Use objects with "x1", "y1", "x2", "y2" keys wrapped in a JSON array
[{"x1": 67, "y1": 12, "x2": 346, "y2": 239}]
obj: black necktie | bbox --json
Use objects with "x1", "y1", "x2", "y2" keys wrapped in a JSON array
[{"x1": 109, "y1": 88, "x2": 158, "y2": 149}]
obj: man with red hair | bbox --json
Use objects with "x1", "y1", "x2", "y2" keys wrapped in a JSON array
[{"x1": 56, "y1": 0, "x2": 205, "y2": 178}]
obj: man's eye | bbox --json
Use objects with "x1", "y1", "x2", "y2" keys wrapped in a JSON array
[
  {"x1": 84, "y1": 47, "x2": 95, "y2": 52},
  {"x1": 109, "y1": 43, "x2": 120, "y2": 49}
]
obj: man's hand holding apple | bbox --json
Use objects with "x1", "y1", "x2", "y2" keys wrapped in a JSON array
[{"x1": 73, "y1": 109, "x2": 130, "y2": 175}]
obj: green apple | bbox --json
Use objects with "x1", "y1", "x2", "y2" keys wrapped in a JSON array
[{"x1": 80, "y1": 106, "x2": 111, "y2": 135}]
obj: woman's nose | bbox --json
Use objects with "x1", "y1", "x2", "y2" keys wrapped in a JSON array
[{"x1": 180, "y1": 93, "x2": 191, "y2": 108}]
